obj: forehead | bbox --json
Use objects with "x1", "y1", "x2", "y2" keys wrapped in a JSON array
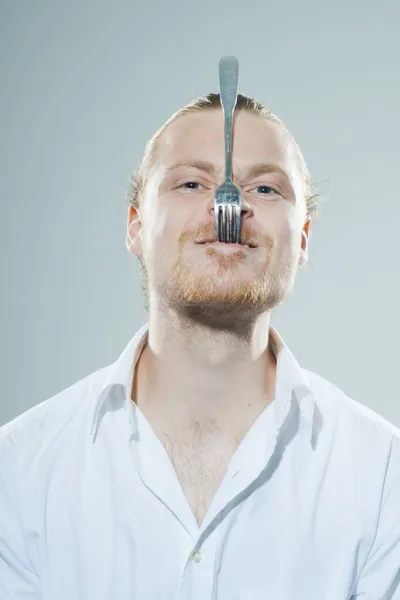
[{"x1": 156, "y1": 109, "x2": 296, "y2": 174}]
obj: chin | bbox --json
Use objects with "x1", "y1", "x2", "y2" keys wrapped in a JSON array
[
  {"x1": 156, "y1": 254, "x2": 297, "y2": 315},
  {"x1": 171, "y1": 275, "x2": 284, "y2": 313}
]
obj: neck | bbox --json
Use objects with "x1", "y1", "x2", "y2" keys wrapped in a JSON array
[{"x1": 132, "y1": 307, "x2": 277, "y2": 426}]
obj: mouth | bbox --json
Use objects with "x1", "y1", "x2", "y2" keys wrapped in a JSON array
[{"x1": 196, "y1": 239, "x2": 257, "y2": 249}]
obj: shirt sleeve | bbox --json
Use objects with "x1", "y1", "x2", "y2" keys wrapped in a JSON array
[
  {"x1": 351, "y1": 434, "x2": 400, "y2": 599},
  {"x1": 0, "y1": 429, "x2": 40, "y2": 599}
]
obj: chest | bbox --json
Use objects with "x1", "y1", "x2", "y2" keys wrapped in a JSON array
[{"x1": 152, "y1": 418, "x2": 244, "y2": 526}]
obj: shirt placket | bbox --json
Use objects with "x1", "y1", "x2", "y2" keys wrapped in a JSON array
[{"x1": 177, "y1": 531, "x2": 218, "y2": 600}]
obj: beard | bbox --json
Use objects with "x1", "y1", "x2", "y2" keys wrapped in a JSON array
[{"x1": 139, "y1": 231, "x2": 299, "y2": 333}]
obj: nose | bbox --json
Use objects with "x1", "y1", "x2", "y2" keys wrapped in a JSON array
[
  {"x1": 238, "y1": 194, "x2": 253, "y2": 223},
  {"x1": 206, "y1": 192, "x2": 254, "y2": 224}
]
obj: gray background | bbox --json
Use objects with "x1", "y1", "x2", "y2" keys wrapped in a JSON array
[{"x1": 1, "y1": 0, "x2": 399, "y2": 427}]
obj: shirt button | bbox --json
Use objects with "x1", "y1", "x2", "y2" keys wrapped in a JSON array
[{"x1": 191, "y1": 549, "x2": 202, "y2": 563}]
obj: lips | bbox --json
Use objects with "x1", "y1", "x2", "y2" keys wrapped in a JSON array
[{"x1": 196, "y1": 239, "x2": 257, "y2": 249}]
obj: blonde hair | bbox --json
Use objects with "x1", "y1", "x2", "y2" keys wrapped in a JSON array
[{"x1": 127, "y1": 92, "x2": 321, "y2": 222}]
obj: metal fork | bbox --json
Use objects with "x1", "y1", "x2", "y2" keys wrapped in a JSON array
[{"x1": 214, "y1": 56, "x2": 242, "y2": 244}]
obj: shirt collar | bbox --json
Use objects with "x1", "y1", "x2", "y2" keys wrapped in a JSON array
[
  {"x1": 90, "y1": 323, "x2": 149, "y2": 442},
  {"x1": 90, "y1": 323, "x2": 315, "y2": 445},
  {"x1": 268, "y1": 327, "x2": 315, "y2": 444}
]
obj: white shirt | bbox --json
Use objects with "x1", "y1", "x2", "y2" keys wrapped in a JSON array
[{"x1": 1, "y1": 323, "x2": 400, "y2": 600}]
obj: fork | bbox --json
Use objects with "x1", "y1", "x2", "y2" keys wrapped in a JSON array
[{"x1": 214, "y1": 56, "x2": 242, "y2": 244}]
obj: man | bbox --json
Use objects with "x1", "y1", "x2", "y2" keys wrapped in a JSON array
[{"x1": 1, "y1": 93, "x2": 399, "y2": 600}]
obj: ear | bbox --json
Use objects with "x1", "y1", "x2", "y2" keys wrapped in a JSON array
[
  {"x1": 126, "y1": 205, "x2": 143, "y2": 258},
  {"x1": 298, "y1": 219, "x2": 311, "y2": 268}
]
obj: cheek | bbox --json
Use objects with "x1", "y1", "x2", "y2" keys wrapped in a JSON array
[
  {"x1": 141, "y1": 198, "x2": 168, "y2": 253},
  {"x1": 270, "y1": 209, "x2": 303, "y2": 259},
  {"x1": 140, "y1": 174, "x2": 171, "y2": 249},
  {"x1": 273, "y1": 207, "x2": 298, "y2": 240}
]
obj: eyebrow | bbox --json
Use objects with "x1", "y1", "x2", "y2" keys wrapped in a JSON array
[{"x1": 165, "y1": 159, "x2": 290, "y2": 181}]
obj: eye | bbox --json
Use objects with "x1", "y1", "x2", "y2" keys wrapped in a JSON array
[
  {"x1": 251, "y1": 185, "x2": 279, "y2": 195},
  {"x1": 180, "y1": 181, "x2": 204, "y2": 190}
]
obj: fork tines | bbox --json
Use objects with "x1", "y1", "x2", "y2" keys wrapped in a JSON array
[{"x1": 215, "y1": 202, "x2": 241, "y2": 244}]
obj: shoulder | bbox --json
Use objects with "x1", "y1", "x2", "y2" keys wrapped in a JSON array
[
  {"x1": 303, "y1": 367, "x2": 400, "y2": 463},
  {"x1": 0, "y1": 364, "x2": 110, "y2": 457},
  {"x1": 305, "y1": 368, "x2": 399, "y2": 436}
]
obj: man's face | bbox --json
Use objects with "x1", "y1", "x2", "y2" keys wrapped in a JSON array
[{"x1": 127, "y1": 110, "x2": 309, "y2": 323}]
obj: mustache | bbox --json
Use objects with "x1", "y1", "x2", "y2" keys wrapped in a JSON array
[{"x1": 178, "y1": 223, "x2": 268, "y2": 248}]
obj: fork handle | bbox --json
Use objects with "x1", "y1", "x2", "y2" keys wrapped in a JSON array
[{"x1": 219, "y1": 56, "x2": 239, "y2": 182}]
